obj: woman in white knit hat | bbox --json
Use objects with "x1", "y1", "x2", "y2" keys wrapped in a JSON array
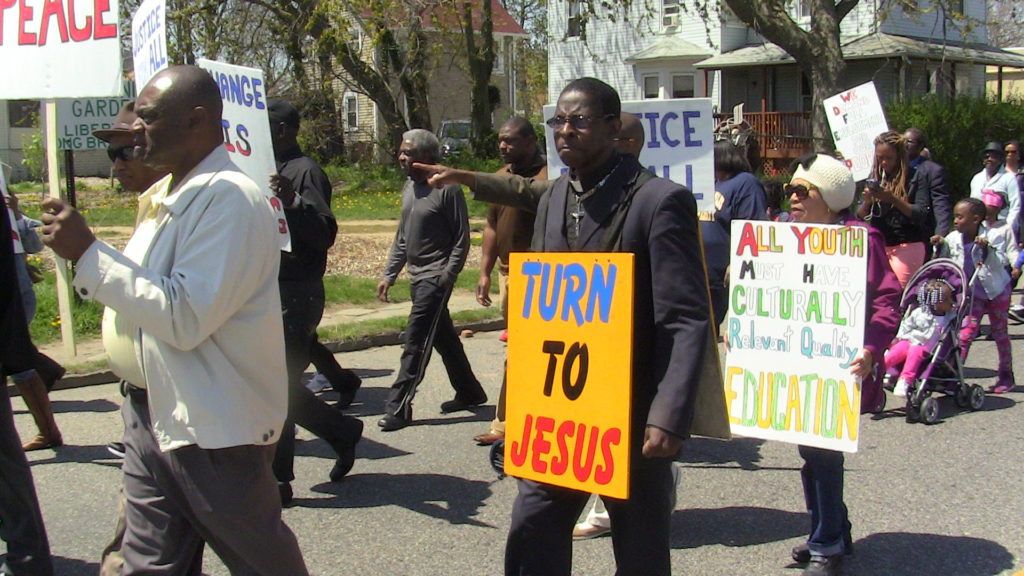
[{"x1": 785, "y1": 153, "x2": 902, "y2": 576}]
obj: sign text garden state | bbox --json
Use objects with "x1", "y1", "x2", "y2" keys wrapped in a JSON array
[
  {"x1": 505, "y1": 253, "x2": 634, "y2": 498},
  {"x1": 724, "y1": 221, "x2": 868, "y2": 453}
]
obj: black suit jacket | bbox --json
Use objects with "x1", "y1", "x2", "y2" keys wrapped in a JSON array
[
  {"x1": 531, "y1": 155, "x2": 711, "y2": 442},
  {"x1": 914, "y1": 158, "x2": 951, "y2": 236}
]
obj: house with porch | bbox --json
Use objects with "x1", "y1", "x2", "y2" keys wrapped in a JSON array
[
  {"x1": 548, "y1": 0, "x2": 1024, "y2": 171},
  {"x1": 335, "y1": 0, "x2": 528, "y2": 160}
]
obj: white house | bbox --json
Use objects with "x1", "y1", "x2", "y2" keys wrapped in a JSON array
[{"x1": 548, "y1": 0, "x2": 1024, "y2": 167}]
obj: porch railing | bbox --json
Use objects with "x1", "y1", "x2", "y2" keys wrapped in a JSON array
[{"x1": 714, "y1": 111, "x2": 814, "y2": 162}]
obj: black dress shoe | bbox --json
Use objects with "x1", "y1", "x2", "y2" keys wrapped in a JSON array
[
  {"x1": 802, "y1": 554, "x2": 842, "y2": 576},
  {"x1": 440, "y1": 393, "x2": 488, "y2": 414},
  {"x1": 278, "y1": 482, "x2": 293, "y2": 506},
  {"x1": 792, "y1": 537, "x2": 854, "y2": 564},
  {"x1": 329, "y1": 419, "x2": 364, "y2": 482},
  {"x1": 332, "y1": 371, "x2": 363, "y2": 409},
  {"x1": 378, "y1": 412, "x2": 410, "y2": 432}
]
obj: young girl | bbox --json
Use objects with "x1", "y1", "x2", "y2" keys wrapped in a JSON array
[
  {"x1": 884, "y1": 279, "x2": 955, "y2": 397},
  {"x1": 933, "y1": 197, "x2": 1016, "y2": 394}
]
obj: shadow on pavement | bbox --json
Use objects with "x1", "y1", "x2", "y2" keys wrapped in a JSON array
[
  {"x1": 301, "y1": 472, "x2": 495, "y2": 528},
  {"x1": 51, "y1": 398, "x2": 120, "y2": 414},
  {"x1": 52, "y1": 556, "x2": 100, "y2": 576},
  {"x1": 680, "y1": 436, "x2": 766, "y2": 471},
  {"x1": 843, "y1": 532, "x2": 1014, "y2": 575},
  {"x1": 670, "y1": 506, "x2": 805, "y2": 549}
]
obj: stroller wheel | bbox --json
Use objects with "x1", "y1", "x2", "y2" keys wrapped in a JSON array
[
  {"x1": 968, "y1": 384, "x2": 985, "y2": 411},
  {"x1": 920, "y1": 396, "x2": 940, "y2": 424},
  {"x1": 954, "y1": 384, "x2": 971, "y2": 408},
  {"x1": 905, "y1": 397, "x2": 920, "y2": 423}
]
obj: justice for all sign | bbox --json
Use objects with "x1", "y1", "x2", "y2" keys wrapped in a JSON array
[
  {"x1": 824, "y1": 81, "x2": 888, "y2": 182},
  {"x1": 724, "y1": 221, "x2": 868, "y2": 453},
  {"x1": 543, "y1": 98, "x2": 715, "y2": 214},
  {"x1": 195, "y1": 58, "x2": 290, "y2": 251},
  {"x1": 0, "y1": 0, "x2": 122, "y2": 99},
  {"x1": 131, "y1": 0, "x2": 167, "y2": 90},
  {"x1": 505, "y1": 253, "x2": 635, "y2": 499}
]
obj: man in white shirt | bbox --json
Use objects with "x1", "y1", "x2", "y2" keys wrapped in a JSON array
[
  {"x1": 970, "y1": 141, "x2": 1021, "y2": 244},
  {"x1": 40, "y1": 65, "x2": 308, "y2": 575}
]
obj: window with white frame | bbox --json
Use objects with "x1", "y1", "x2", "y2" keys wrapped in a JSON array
[
  {"x1": 492, "y1": 37, "x2": 505, "y2": 74},
  {"x1": 672, "y1": 74, "x2": 695, "y2": 98},
  {"x1": 663, "y1": 0, "x2": 681, "y2": 28},
  {"x1": 343, "y1": 93, "x2": 358, "y2": 132},
  {"x1": 643, "y1": 75, "x2": 660, "y2": 99},
  {"x1": 567, "y1": 0, "x2": 582, "y2": 38},
  {"x1": 796, "y1": 0, "x2": 811, "y2": 19}
]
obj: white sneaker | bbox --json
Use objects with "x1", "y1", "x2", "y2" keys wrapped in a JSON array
[
  {"x1": 893, "y1": 379, "x2": 908, "y2": 397},
  {"x1": 1009, "y1": 305, "x2": 1024, "y2": 324},
  {"x1": 305, "y1": 372, "x2": 332, "y2": 393}
]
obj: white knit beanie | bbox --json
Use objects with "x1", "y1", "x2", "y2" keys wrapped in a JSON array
[{"x1": 792, "y1": 154, "x2": 855, "y2": 212}]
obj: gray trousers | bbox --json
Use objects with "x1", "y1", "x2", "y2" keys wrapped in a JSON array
[
  {"x1": 121, "y1": 395, "x2": 308, "y2": 576},
  {"x1": 0, "y1": 381, "x2": 53, "y2": 576}
]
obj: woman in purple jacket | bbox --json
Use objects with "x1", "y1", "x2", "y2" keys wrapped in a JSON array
[{"x1": 785, "y1": 154, "x2": 901, "y2": 576}]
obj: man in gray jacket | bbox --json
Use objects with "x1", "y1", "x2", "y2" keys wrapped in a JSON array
[{"x1": 376, "y1": 129, "x2": 487, "y2": 431}]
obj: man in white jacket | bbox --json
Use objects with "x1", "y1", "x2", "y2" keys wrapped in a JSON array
[{"x1": 40, "y1": 65, "x2": 308, "y2": 575}]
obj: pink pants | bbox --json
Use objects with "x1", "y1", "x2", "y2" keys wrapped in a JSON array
[
  {"x1": 885, "y1": 242, "x2": 927, "y2": 288},
  {"x1": 884, "y1": 339, "x2": 931, "y2": 382},
  {"x1": 960, "y1": 285, "x2": 1015, "y2": 387}
]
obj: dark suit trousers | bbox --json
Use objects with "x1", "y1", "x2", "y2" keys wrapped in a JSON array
[
  {"x1": 0, "y1": 381, "x2": 53, "y2": 576},
  {"x1": 273, "y1": 279, "x2": 361, "y2": 483},
  {"x1": 385, "y1": 276, "x2": 484, "y2": 416},
  {"x1": 505, "y1": 450, "x2": 674, "y2": 576},
  {"x1": 121, "y1": 396, "x2": 308, "y2": 576}
]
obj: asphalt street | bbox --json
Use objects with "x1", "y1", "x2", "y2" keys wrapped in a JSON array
[{"x1": 12, "y1": 315, "x2": 1024, "y2": 575}]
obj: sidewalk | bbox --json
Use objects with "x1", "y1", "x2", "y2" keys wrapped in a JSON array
[{"x1": 34, "y1": 291, "x2": 502, "y2": 390}]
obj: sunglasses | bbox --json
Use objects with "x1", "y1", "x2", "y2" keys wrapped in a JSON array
[
  {"x1": 983, "y1": 151, "x2": 1004, "y2": 159},
  {"x1": 107, "y1": 146, "x2": 141, "y2": 162},
  {"x1": 545, "y1": 114, "x2": 615, "y2": 130},
  {"x1": 784, "y1": 184, "x2": 812, "y2": 199}
]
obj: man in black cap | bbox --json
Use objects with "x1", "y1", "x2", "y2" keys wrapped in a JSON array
[
  {"x1": 970, "y1": 141, "x2": 1020, "y2": 239},
  {"x1": 267, "y1": 98, "x2": 363, "y2": 505}
]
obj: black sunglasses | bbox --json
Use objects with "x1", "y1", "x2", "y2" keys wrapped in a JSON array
[
  {"x1": 784, "y1": 184, "x2": 812, "y2": 199},
  {"x1": 545, "y1": 114, "x2": 616, "y2": 130},
  {"x1": 107, "y1": 146, "x2": 140, "y2": 162}
]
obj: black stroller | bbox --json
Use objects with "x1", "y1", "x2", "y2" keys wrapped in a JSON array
[{"x1": 896, "y1": 258, "x2": 985, "y2": 424}]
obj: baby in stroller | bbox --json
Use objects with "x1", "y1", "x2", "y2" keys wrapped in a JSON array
[{"x1": 884, "y1": 278, "x2": 956, "y2": 397}]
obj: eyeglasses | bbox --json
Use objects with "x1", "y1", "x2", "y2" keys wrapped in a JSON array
[
  {"x1": 545, "y1": 114, "x2": 615, "y2": 130},
  {"x1": 107, "y1": 146, "x2": 140, "y2": 162},
  {"x1": 784, "y1": 184, "x2": 812, "y2": 199}
]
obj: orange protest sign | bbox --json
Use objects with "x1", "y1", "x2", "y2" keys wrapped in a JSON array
[{"x1": 505, "y1": 252, "x2": 634, "y2": 499}]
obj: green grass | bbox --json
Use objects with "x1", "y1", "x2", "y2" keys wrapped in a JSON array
[
  {"x1": 317, "y1": 307, "x2": 501, "y2": 343},
  {"x1": 14, "y1": 180, "x2": 138, "y2": 227},
  {"x1": 27, "y1": 260, "x2": 105, "y2": 345}
]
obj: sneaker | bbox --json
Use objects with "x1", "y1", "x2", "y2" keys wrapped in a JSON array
[
  {"x1": 498, "y1": 329, "x2": 508, "y2": 342},
  {"x1": 992, "y1": 382, "x2": 1015, "y2": 394},
  {"x1": 572, "y1": 521, "x2": 611, "y2": 540},
  {"x1": 1009, "y1": 305, "x2": 1024, "y2": 324},
  {"x1": 305, "y1": 372, "x2": 332, "y2": 393},
  {"x1": 893, "y1": 379, "x2": 908, "y2": 397},
  {"x1": 106, "y1": 441, "x2": 126, "y2": 459},
  {"x1": 802, "y1": 554, "x2": 842, "y2": 576}
]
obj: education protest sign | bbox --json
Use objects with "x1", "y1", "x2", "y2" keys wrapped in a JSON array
[
  {"x1": 0, "y1": 0, "x2": 122, "y2": 99},
  {"x1": 195, "y1": 58, "x2": 290, "y2": 251},
  {"x1": 505, "y1": 253, "x2": 634, "y2": 499},
  {"x1": 724, "y1": 221, "x2": 868, "y2": 453},
  {"x1": 543, "y1": 98, "x2": 715, "y2": 213},
  {"x1": 824, "y1": 81, "x2": 888, "y2": 182},
  {"x1": 131, "y1": 0, "x2": 167, "y2": 91}
]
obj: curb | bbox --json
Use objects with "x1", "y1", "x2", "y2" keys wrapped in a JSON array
[{"x1": 12, "y1": 318, "x2": 505, "y2": 394}]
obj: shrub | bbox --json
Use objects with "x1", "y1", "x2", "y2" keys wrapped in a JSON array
[{"x1": 886, "y1": 95, "x2": 1024, "y2": 203}]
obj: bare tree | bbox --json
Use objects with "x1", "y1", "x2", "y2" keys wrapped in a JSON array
[{"x1": 988, "y1": 0, "x2": 1024, "y2": 48}]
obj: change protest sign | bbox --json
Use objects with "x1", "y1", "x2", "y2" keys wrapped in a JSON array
[
  {"x1": 824, "y1": 82, "x2": 888, "y2": 182},
  {"x1": 131, "y1": 0, "x2": 167, "y2": 91},
  {"x1": 0, "y1": 0, "x2": 122, "y2": 99},
  {"x1": 196, "y1": 58, "x2": 290, "y2": 251},
  {"x1": 543, "y1": 98, "x2": 715, "y2": 213},
  {"x1": 724, "y1": 221, "x2": 868, "y2": 453},
  {"x1": 505, "y1": 253, "x2": 634, "y2": 499}
]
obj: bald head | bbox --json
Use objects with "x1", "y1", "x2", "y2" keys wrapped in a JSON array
[
  {"x1": 615, "y1": 113, "x2": 644, "y2": 158},
  {"x1": 134, "y1": 65, "x2": 226, "y2": 181}
]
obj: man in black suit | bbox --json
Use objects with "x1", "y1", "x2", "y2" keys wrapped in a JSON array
[
  {"x1": 905, "y1": 127, "x2": 951, "y2": 236},
  {"x1": 0, "y1": 201, "x2": 54, "y2": 576},
  {"x1": 497, "y1": 78, "x2": 710, "y2": 575}
]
